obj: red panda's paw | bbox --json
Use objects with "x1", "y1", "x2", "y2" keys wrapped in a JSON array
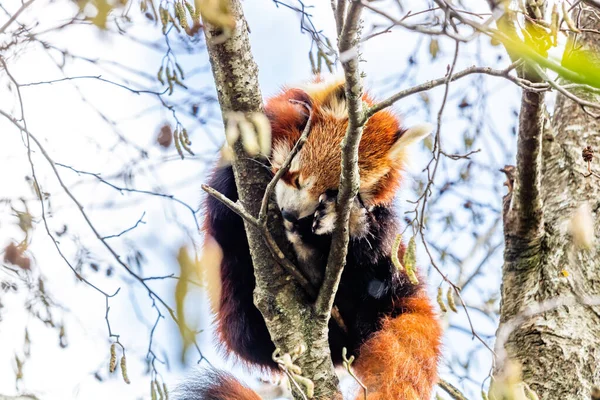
[{"x1": 312, "y1": 191, "x2": 370, "y2": 238}]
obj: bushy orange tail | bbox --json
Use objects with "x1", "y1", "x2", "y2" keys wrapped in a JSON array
[
  {"x1": 354, "y1": 296, "x2": 442, "y2": 400},
  {"x1": 175, "y1": 369, "x2": 261, "y2": 400}
]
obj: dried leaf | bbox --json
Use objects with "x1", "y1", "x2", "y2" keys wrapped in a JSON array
[
  {"x1": 429, "y1": 38, "x2": 439, "y2": 60},
  {"x1": 175, "y1": 246, "x2": 197, "y2": 362},
  {"x1": 3, "y1": 243, "x2": 31, "y2": 270},
  {"x1": 157, "y1": 124, "x2": 173, "y2": 148}
]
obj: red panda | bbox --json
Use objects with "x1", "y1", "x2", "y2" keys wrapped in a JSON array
[{"x1": 184, "y1": 78, "x2": 443, "y2": 400}]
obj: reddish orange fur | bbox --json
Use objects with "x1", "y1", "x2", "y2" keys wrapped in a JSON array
[
  {"x1": 201, "y1": 79, "x2": 441, "y2": 399},
  {"x1": 354, "y1": 296, "x2": 442, "y2": 400},
  {"x1": 201, "y1": 371, "x2": 262, "y2": 400},
  {"x1": 268, "y1": 81, "x2": 407, "y2": 206}
]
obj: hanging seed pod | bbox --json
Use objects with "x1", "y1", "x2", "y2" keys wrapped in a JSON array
[
  {"x1": 550, "y1": 2, "x2": 559, "y2": 46},
  {"x1": 109, "y1": 343, "x2": 117, "y2": 373},
  {"x1": 175, "y1": 63, "x2": 185, "y2": 80},
  {"x1": 225, "y1": 113, "x2": 241, "y2": 146},
  {"x1": 157, "y1": 65, "x2": 165, "y2": 85},
  {"x1": 403, "y1": 236, "x2": 419, "y2": 285},
  {"x1": 151, "y1": 380, "x2": 158, "y2": 400},
  {"x1": 120, "y1": 355, "x2": 130, "y2": 384},
  {"x1": 391, "y1": 233, "x2": 403, "y2": 271},
  {"x1": 239, "y1": 118, "x2": 260, "y2": 156},
  {"x1": 180, "y1": 129, "x2": 194, "y2": 155},
  {"x1": 447, "y1": 287, "x2": 458, "y2": 313},
  {"x1": 159, "y1": 6, "x2": 169, "y2": 33},
  {"x1": 174, "y1": 128, "x2": 183, "y2": 159},
  {"x1": 174, "y1": 1, "x2": 189, "y2": 32},
  {"x1": 249, "y1": 112, "x2": 271, "y2": 156},
  {"x1": 156, "y1": 379, "x2": 164, "y2": 400},
  {"x1": 437, "y1": 287, "x2": 447, "y2": 313},
  {"x1": 562, "y1": 1, "x2": 580, "y2": 33}
]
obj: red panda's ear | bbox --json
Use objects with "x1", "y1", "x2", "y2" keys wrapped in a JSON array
[
  {"x1": 265, "y1": 88, "x2": 313, "y2": 132},
  {"x1": 388, "y1": 123, "x2": 433, "y2": 161},
  {"x1": 320, "y1": 83, "x2": 347, "y2": 117}
]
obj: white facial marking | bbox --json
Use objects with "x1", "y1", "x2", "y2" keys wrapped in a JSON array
[
  {"x1": 275, "y1": 179, "x2": 318, "y2": 220},
  {"x1": 271, "y1": 141, "x2": 292, "y2": 170}
]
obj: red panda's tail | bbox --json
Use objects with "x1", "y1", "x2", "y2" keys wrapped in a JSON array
[
  {"x1": 353, "y1": 296, "x2": 442, "y2": 400},
  {"x1": 175, "y1": 369, "x2": 261, "y2": 400}
]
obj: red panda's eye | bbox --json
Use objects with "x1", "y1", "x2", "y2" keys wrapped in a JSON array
[{"x1": 294, "y1": 176, "x2": 301, "y2": 189}]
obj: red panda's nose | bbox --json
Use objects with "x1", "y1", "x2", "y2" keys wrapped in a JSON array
[{"x1": 281, "y1": 209, "x2": 298, "y2": 223}]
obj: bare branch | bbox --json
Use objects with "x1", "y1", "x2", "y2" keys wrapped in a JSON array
[
  {"x1": 55, "y1": 163, "x2": 200, "y2": 231},
  {"x1": 334, "y1": 0, "x2": 346, "y2": 37},
  {"x1": 0, "y1": 0, "x2": 35, "y2": 33},
  {"x1": 0, "y1": 108, "x2": 204, "y2": 359},
  {"x1": 102, "y1": 212, "x2": 147, "y2": 240},
  {"x1": 508, "y1": 83, "x2": 545, "y2": 240},
  {"x1": 438, "y1": 379, "x2": 469, "y2": 400},
  {"x1": 365, "y1": 61, "x2": 524, "y2": 119},
  {"x1": 582, "y1": 0, "x2": 600, "y2": 10},
  {"x1": 316, "y1": 0, "x2": 364, "y2": 317}
]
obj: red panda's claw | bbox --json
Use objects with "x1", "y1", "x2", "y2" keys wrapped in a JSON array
[{"x1": 312, "y1": 191, "x2": 337, "y2": 235}]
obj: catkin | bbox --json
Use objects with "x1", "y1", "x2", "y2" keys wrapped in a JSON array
[
  {"x1": 447, "y1": 287, "x2": 458, "y2": 313},
  {"x1": 437, "y1": 287, "x2": 447, "y2": 313},
  {"x1": 109, "y1": 344, "x2": 117, "y2": 373},
  {"x1": 403, "y1": 236, "x2": 419, "y2": 285},
  {"x1": 121, "y1": 355, "x2": 130, "y2": 384},
  {"x1": 151, "y1": 380, "x2": 157, "y2": 400},
  {"x1": 391, "y1": 233, "x2": 403, "y2": 271}
]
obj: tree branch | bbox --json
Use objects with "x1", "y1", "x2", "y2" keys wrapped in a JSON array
[
  {"x1": 507, "y1": 77, "x2": 545, "y2": 241},
  {"x1": 316, "y1": 0, "x2": 364, "y2": 317},
  {"x1": 438, "y1": 379, "x2": 469, "y2": 400},
  {"x1": 365, "y1": 61, "x2": 525, "y2": 119},
  {"x1": 0, "y1": 0, "x2": 35, "y2": 34}
]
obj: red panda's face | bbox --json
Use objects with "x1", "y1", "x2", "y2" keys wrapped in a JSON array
[{"x1": 266, "y1": 80, "x2": 432, "y2": 224}]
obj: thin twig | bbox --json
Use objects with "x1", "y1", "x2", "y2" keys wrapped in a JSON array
[
  {"x1": 259, "y1": 100, "x2": 313, "y2": 223},
  {"x1": 0, "y1": 0, "x2": 35, "y2": 33},
  {"x1": 365, "y1": 61, "x2": 525, "y2": 119},
  {"x1": 316, "y1": 0, "x2": 364, "y2": 317},
  {"x1": 438, "y1": 379, "x2": 469, "y2": 400},
  {"x1": 56, "y1": 163, "x2": 200, "y2": 230},
  {"x1": 102, "y1": 212, "x2": 146, "y2": 239}
]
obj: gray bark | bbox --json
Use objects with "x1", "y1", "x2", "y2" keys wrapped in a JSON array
[{"x1": 496, "y1": 6, "x2": 600, "y2": 399}]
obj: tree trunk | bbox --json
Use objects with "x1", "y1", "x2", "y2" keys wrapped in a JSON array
[
  {"x1": 496, "y1": 5, "x2": 600, "y2": 399},
  {"x1": 201, "y1": 2, "x2": 340, "y2": 398}
]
